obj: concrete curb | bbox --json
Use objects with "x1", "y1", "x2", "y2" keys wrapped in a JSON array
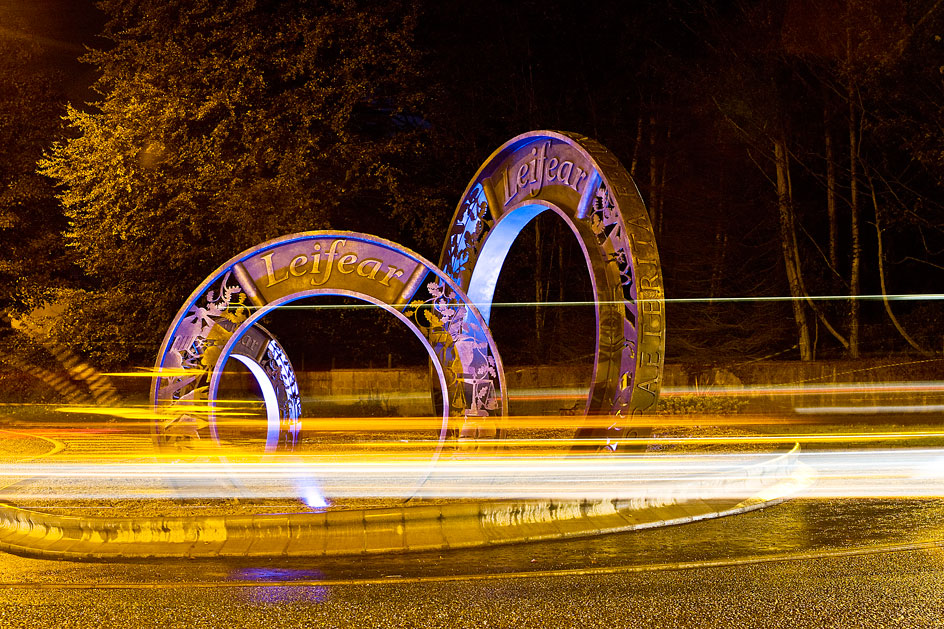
[{"x1": 0, "y1": 445, "x2": 807, "y2": 560}]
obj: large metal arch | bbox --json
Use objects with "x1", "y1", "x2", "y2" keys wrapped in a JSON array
[
  {"x1": 464, "y1": 201, "x2": 596, "y2": 325},
  {"x1": 152, "y1": 231, "x2": 507, "y2": 454},
  {"x1": 439, "y1": 130, "x2": 664, "y2": 449}
]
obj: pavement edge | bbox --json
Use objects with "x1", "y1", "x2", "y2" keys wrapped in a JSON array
[{"x1": 0, "y1": 445, "x2": 806, "y2": 560}]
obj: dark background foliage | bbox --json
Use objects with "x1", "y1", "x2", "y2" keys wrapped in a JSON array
[{"x1": 1, "y1": 0, "x2": 941, "y2": 369}]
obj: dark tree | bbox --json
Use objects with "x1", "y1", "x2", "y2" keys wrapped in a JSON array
[
  {"x1": 0, "y1": 25, "x2": 72, "y2": 307},
  {"x1": 40, "y1": 0, "x2": 433, "y2": 366}
]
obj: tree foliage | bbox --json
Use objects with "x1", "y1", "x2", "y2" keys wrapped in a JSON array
[
  {"x1": 40, "y1": 0, "x2": 431, "y2": 365},
  {"x1": 678, "y1": 0, "x2": 944, "y2": 359},
  {"x1": 22, "y1": 0, "x2": 944, "y2": 368},
  {"x1": 0, "y1": 26, "x2": 71, "y2": 306}
]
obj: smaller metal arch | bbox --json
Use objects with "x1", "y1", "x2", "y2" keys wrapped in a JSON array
[
  {"x1": 222, "y1": 324, "x2": 302, "y2": 452},
  {"x1": 210, "y1": 291, "x2": 452, "y2": 457},
  {"x1": 151, "y1": 231, "x2": 507, "y2": 455}
]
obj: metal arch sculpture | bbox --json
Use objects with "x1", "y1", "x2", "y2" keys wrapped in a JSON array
[
  {"x1": 439, "y1": 130, "x2": 665, "y2": 448},
  {"x1": 151, "y1": 131, "x2": 661, "y2": 459},
  {"x1": 227, "y1": 323, "x2": 302, "y2": 452},
  {"x1": 151, "y1": 231, "x2": 507, "y2": 453}
]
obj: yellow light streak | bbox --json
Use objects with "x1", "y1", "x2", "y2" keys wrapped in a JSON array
[
  {"x1": 102, "y1": 368, "x2": 192, "y2": 378},
  {"x1": 233, "y1": 293, "x2": 944, "y2": 309},
  {"x1": 103, "y1": 370, "x2": 254, "y2": 378},
  {"x1": 54, "y1": 406, "x2": 258, "y2": 421},
  {"x1": 32, "y1": 411, "x2": 818, "y2": 430},
  {"x1": 4, "y1": 446, "x2": 944, "y2": 501},
  {"x1": 12, "y1": 430, "x2": 943, "y2": 464}
]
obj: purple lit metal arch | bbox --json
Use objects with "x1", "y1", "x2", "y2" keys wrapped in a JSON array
[
  {"x1": 439, "y1": 130, "x2": 665, "y2": 449},
  {"x1": 151, "y1": 231, "x2": 507, "y2": 455},
  {"x1": 226, "y1": 323, "x2": 302, "y2": 452}
]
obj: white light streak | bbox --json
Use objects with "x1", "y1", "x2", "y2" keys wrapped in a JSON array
[
  {"x1": 664, "y1": 381, "x2": 944, "y2": 397},
  {"x1": 3, "y1": 448, "x2": 944, "y2": 502},
  {"x1": 226, "y1": 293, "x2": 944, "y2": 309},
  {"x1": 794, "y1": 405, "x2": 944, "y2": 414}
]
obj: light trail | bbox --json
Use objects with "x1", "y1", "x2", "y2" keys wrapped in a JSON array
[
  {"x1": 795, "y1": 405, "x2": 944, "y2": 414},
  {"x1": 188, "y1": 293, "x2": 944, "y2": 310},
  {"x1": 102, "y1": 369, "x2": 194, "y2": 378},
  {"x1": 3, "y1": 447, "x2": 944, "y2": 501},
  {"x1": 55, "y1": 407, "x2": 261, "y2": 421},
  {"x1": 661, "y1": 380, "x2": 944, "y2": 397},
  {"x1": 38, "y1": 406, "x2": 944, "y2": 431},
  {"x1": 11, "y1": 430, "x2": 944, "y2": 454},
  {"x1": 22, "y1": 381, "x2": 944, "y2": 420},
  {"x1": 69, "y1": 379, "x2": 944, "y2": 402}
]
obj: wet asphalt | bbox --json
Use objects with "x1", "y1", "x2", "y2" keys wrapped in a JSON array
[
  {"x1": 2, "y1": 498, "x2": 944, "y2": 628},
  {"x1": 1, "y1": 544, "x2": 942, "y2": 628}
]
